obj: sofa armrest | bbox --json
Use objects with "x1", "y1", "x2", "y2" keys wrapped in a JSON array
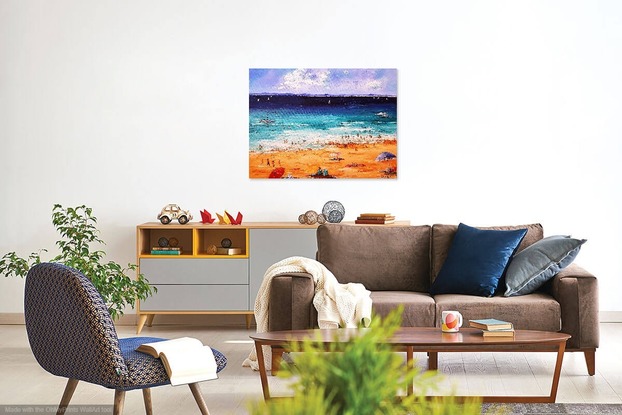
[
  {"x1": 549, "y1": 263, "x2": 599, "y2": 350},
  {"x1": 268, "y1": 272, "x2": 317, "y2": 332}
]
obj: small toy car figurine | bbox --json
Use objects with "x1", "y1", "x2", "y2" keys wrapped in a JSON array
[{"x1": 157, "y1": 204, "x2": 193, "y2": 225}]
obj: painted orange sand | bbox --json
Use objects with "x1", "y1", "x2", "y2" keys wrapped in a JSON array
[{"x1": 249, "y1": 139, "x2": 397, "y2": 179}]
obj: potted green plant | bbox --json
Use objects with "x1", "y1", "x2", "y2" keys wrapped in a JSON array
[
  {"x1": 247, "y1": 307, "x2": 485, "y2": 415},
  {"x1": 0, "y1": 204, "x2": 155, "y2": 319}
]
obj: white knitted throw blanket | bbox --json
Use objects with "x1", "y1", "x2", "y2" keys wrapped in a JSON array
[{"x1": 242, "y1": 256, "x2": 372, "y2": 371}]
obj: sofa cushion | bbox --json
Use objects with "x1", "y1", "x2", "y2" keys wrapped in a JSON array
[
  {"x1": 504, "y1": 235, "x2": 587, "y2": 297},
  {"x1": 430, "y1": 223, "x2": 527, "y2": 297},
  {"x1": 370, "y1": 291, "x2": 436, "y2": 327},
  {"x1": 430, "y1": 223, "x2": 544, "y2": 282},
  {"x1": 434, "y1": 292, "x2": 562, "y2": 332},
  {"x1": 317, "y1": 224, "x2": 431, "y2": 291}
]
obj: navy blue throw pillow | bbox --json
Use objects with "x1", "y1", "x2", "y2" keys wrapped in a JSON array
[{"x1": 430, "y1": 223, "x2": 528, "y2": 297}]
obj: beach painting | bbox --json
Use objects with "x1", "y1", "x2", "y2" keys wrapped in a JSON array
[{"x1": 249, "y1": 68, "x2": 397, "y2": 179}]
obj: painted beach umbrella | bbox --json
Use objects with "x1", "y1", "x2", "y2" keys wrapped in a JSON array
[
  {"x1": 375, "y1": 151, "x2": 396, "y2": 161},
  {"x1": 269, "y1": 167, "x2": 285, "y2": 178}
]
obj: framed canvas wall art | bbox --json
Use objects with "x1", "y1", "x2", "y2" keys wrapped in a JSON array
[{"x1": 249, "y1": 68, "x2": 397, "y2": 179}]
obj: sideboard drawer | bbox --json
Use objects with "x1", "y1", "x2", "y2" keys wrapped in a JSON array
[
  {"x1": 140, "y1": 285, "x2": 249, "y2": 311},
  {"x1": 140, "y1": 258, "x2": 249, "y2": 285}
]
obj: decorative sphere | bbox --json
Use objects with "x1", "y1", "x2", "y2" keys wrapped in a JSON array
[
  {"x1": 221, "y1": 238, "x2": 232, "y2": 248},
  {"x1": 304, "y1": 210, "x2": 318, "y2": 225},
  {"x1": 322, "y1": 201, "x2": 345, "y2": 223}
]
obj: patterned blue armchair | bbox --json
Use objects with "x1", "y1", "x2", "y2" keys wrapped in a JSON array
[{"x1": 24, "y1": 263, "x2": 227, "y2": 415}]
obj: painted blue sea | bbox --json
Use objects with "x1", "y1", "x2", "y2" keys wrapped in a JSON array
[{"x1": 249, "y1": 94, "x2": 397, "y2": 152}]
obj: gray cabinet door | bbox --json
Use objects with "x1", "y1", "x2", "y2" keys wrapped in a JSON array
[
  {"x1": 249, "y1": 228, "x2": 317, "y2": 306},
  {"x1": 140, "y1": 285, "x2": 249, "y2": 311},
  {"x1": 140, "y1": 258, "x2": 249, "y2": 285}
]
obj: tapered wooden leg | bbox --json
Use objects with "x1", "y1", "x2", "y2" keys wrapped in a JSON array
[
  {"x1": 113, "y1": 390, "x2": 125, "y2": 415},
  {"x1": 146, "y1": 314, "x2": 156, "y2": 327},
  {"x1": 255, "y1": 342, "x2": 271, "y2": 400},
  {"x1": 547, "y1": 341, "x2": 567, "y2": 403},
  {"x1": 136, "y1": 314, "x2": 149, "y2": 334},
  {"x1": 142, "y1": 388, "x2": 153, "y2": 415},
  {"x1": 406, "y1": 346, "x2": 414, "y2": 396},
  {"x1": 271, "y1": 347, "x2": 284, "y2": 375},
  {"x1": 584, "y1": 349, "x2": 596, "y2": 376},
  {"x1": 56, "y1": 378, "x2": 79, "y2": 415},
  {"x1": 189, "y1": 383, "x2": 210, "y2": 415},
  {"x1": 428, "y1": 352, "x2": 438, "y2": 370}
]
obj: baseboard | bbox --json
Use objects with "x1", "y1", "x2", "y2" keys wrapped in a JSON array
[
  {"x1": 0, "y1": 313, "x2": 25, "y2": 324},
  {"x1": 599, "y1": 311, "x2": 622, "y2": 323}
]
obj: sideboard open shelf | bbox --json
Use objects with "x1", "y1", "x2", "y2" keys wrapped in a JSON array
[{"x1": 135, "y1": 222, "x2": 318, "y2": 333}]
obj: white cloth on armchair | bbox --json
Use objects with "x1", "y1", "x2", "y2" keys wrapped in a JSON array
[{"x1": 242, "y1": 256, "x2": 372, "y2": 371}]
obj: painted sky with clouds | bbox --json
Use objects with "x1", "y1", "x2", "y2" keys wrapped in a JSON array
[{"x1": 249, "y1": 68, "x2": 397, "y2": 96}]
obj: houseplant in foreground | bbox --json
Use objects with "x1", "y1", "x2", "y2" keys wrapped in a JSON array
[
  {"x1": 0, "y1": 204, "x2": 155, "y2": 319},
  {"x1": 248, "y1": 307, "x2": 484, "y2": 415}
]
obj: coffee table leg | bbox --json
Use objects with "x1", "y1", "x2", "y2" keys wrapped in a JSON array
[
  {"x1": 254, "y1": 341, "x2": 271, "y2": 400},
  {"x1": 548, "y1": 341, "x2": 567, "y2": 403},
  {"x1": 406, "y1": 346, "x2": 414, "y2": 396},
  {"x1": 428, "y1": 352, "x2": 438, "y2": 370}
]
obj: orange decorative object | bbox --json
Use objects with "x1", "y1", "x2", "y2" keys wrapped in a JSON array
[{"x1": 200, "y1": 210, "x2": 215, "y2": 224}]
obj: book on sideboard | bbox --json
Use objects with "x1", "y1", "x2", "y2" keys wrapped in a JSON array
[
  {"x1": 136, "y1": 337, "x2": 218, "y2": 386},
  {"x1": 150, "y1": 249, "x2": 181, "y2": 255},
  {"x1": 354, "y1": 219, "x2": 396, "y2": 224},
  {"x1": 355, "y1": 213, "x2": 395, "y2": 224},
  {"x1": 357, "y1": 213, "x2": 395, "y2": 219}
]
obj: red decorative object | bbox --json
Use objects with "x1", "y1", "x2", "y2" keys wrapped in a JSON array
[
  {"x1": 225, "y1": 211, "x2": 243, "y2": 225},
  {"x1": 200, "y1": 210, "x2": 215, "y2": 224}
]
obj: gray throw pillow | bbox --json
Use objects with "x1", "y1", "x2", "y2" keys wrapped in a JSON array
[{"x1": 504, "y1": 235, "x2": 586, "y2": 296}]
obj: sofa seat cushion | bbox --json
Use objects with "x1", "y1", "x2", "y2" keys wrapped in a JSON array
[
  {"x1": 370, "y1": 291, "x2": 436, "y2": 327},
  {"x1": 434, "y1": 292, "x2": 561, "y2": 332},
  {"x1": 317, "y1": 224, "x2": 431, "y2": 291}
]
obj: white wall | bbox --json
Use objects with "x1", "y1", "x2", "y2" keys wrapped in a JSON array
[{"x1": 1, "y1": 1, "x2": 621, "y2": 314}]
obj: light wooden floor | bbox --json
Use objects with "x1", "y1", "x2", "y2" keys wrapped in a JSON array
[{"x1": 1, "y1": 322, "x2": 620, "y2": 414}]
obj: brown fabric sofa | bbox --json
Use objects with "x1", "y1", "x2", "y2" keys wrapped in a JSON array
[{"x1": 268, "y1": 223, "x2": 599, "y2": 375}]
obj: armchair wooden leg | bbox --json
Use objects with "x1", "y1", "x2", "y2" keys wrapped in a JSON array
[
  {"x1": 189, "y1": 383, "x2": 210, "y2": 415},
  {"x1": 56, "y1": 378, "x2": 79, "y2": 415},
  {"x1": 113, "y1": 390, "x2": 126, "y2": 415},
  {"x1": 584, "y1": 349, "x2": 596, "y2": 376},
  {"x1": 142, "y1": 388, "x2": 153, "y2": 415}
]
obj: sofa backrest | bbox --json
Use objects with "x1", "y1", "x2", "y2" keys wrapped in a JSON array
[
  {"x1": 317, "y1": 224, "x2": 431, "y2": 291},
  {"x1": 430, "y1": 223, "x2": 544, "y2": 283}
]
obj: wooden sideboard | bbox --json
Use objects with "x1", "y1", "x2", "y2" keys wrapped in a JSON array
[{"x1": 135, "y1": 222, "x2": 318, "y2": 333}]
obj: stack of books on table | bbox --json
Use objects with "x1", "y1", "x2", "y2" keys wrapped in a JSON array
[
  {"x1": 151, "y1": 247, "x2": 181, "y2": 255},
  {"x1": 469, "y1": 318, "x2": 515, "y2": 337},
  {"x1": 354, "y1": 213, "x2": 396, "y2": 225}
]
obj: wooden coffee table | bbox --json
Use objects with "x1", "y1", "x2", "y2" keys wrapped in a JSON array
[{"x1": 250, "y1": 327, "x2": 570, "y2": 403}]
